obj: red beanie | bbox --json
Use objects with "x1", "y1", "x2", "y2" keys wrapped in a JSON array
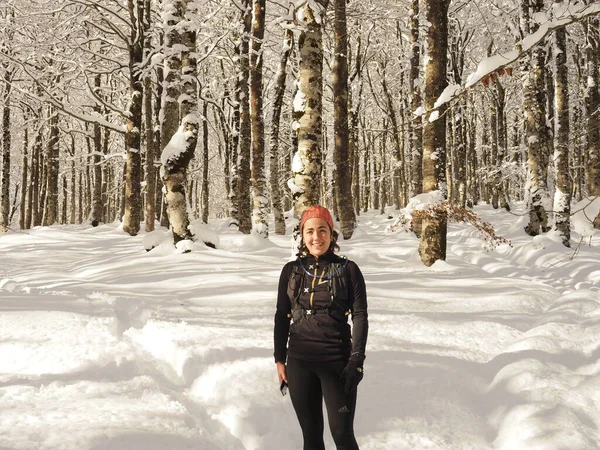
[{"x1": 300, "y1": 205, "x2": 334, "y2": 231}]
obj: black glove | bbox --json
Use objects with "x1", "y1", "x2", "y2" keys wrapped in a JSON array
[{"x1": 341, "y1": 354, "x2": 364, "y2": 394}]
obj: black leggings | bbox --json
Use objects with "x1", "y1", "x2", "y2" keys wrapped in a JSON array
[{"x1": 287, "y1": 356, "x2": 359, "y2": 450}]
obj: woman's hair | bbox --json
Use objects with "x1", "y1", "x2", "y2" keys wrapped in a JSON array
[{"x1": 297, "y1": 229, "x2": 340, "y2": 256}]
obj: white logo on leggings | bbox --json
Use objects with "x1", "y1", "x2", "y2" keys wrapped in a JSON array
[{"x1": 338, "y1": 405, "x2": 350, "y2": 413}]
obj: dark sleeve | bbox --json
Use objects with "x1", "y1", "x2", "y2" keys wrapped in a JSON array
[
  {"x1": 274, "y1": 261, "x2": 294, "y2": 363},
  {"x1": 347, "y1": 261, "x2": 368, "y2": 359}
]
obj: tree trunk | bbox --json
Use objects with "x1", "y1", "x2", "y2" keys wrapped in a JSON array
[
  {"x1": 381, "y1": 74, "x2": 403, "y2": 210},
  {"x1": 250, "y1": 0, "x2": 268, "y2": 237},
  {"x1": 553, "y1": 3, "x2": 572, "y2": 246},
  {"x1": 0, "y1": 71, "x2": 11, "y2": 232},
  {"x1": 333, "y1": 0, "x2": 356, "y2": 238},
  {"x1": 269, "y1": 29, "x2": 292, "y2": 235},
  {"x1": 162, "y1": 0, "x2": 198, "y2": 243},
  {"x1": 418, "y1": 0, "x2": 450, "y2": 267},
  {"x1": 409, "y1": 0, "x2": 422, "y2": 199},
  {"x1": 43, "y1": 109, "x2": 60, "y2": 226},
  {"x1": 202, "y1": 99, "x2": 209, "y2": 224},
  {"x1": 123, "y1": 0, "x2": 145, "y2": 236},
  {"x1": 585, "y1": 15, "x2": 600, "y2": 227},
  {"x1": 91, "y1": 74, "x2": 104, "y2": 227},
  {"x1": 230, "y1": 0, "x2": 253, "y2": 233},
  {"x1": 292, "y1": 0, "x2": 329, "y2": 218},
  {"x1": 524, "y1": 0, "x2": 551, "y2": 236}
]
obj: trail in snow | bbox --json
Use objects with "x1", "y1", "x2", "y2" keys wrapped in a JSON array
[{"x1": 0, "y1": 204, "x2": 599, "y2": 450}]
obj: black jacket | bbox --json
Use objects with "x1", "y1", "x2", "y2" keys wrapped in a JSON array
[{"x1": 274, "y1": 252, "x2": 368, "y2": 363}]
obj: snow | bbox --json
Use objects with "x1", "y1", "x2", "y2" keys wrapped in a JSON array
[
  {"x1": 160, "y1": 125, "x2": 193, "y2": 165},
  {"x1": 1, "y1": 204, "x2": 600, "y2": 449}
]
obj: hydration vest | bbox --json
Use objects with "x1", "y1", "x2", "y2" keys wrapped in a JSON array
[{"x1": 286, "y1": 257, "x2": 350, "y2": 322}]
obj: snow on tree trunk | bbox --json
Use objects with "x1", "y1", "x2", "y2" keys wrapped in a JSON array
[
  {"x1": 553, "y1": 4, "x2": 572, "y2": 247},
  {"x1": 292, "y1": 0, "x2": 328, "y2": 217},
  {"x1": 161, "y1": 0, "x2": 198, "y2": 243},
  {"x1": 333, "y1": 0, "x2": 356, "y2": 239},
  {"x1": 418, "y1": 0, "x2": 450, "y2": 267},
  {"x1": 523, "y1": 0, "x2": 551, "y2": 236},
  {"x1": 250, "y1": 0, "x2": 268, "y2": 237},
  {"x1": 409, "y1": 0, "x2": 423, "y2": 199},
  {"x1": 159, "y1": 0, "x2": 183, "y2": 230},
  {"x1": 269, "y1": 29, "x2": 292, "y2": 236},
  {"x1": 42, "y1": 109, "x2": 60, "y2": 227},
  {"x1": 123, "y1": 0, "x2": 145, "y2": 236}
]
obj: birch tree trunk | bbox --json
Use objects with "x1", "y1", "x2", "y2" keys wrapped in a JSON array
[
  {"x1": 333, "y1": 0, "x2": 356, "y2": 238},
  {"x1": 162, "y1": 0, "x2": 198, "y2": 243},
  {"x1": 250, "y1": 0, "x2": 268, "y2": 237},
  {"x1": 292, "y1": 0, "x2": 329, "y2": 217},
  {"x1": 523, "y1": 0, "x2": 551, "y2": 236},
  {"x1": 553, "y1": 2, "x2": 572, "y2": 246},
  {"x1": 160, "y1": 0, "x2": 183, "y2": 230},
  {"x1": 269, "y1": 29, "x2": 292, "y2": 235},
  {"x1": 418, "y1": 0, "x2": 450, "y2": 267},
  {"x1": 123, "y1": 0, "x2": 145, "y2": 236}
]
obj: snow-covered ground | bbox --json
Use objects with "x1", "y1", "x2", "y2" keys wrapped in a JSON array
[{"x1": 1, "y1": 203, "x2": 600, "y2": 450}]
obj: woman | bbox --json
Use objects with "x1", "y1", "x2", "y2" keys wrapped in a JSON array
[{"x1": 274, "y1": 205, "x2": 368, "y2": 450}]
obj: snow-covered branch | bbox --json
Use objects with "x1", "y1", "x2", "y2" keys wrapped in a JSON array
[{"x1": 431, "y1": 1, "x2": 600, "y2": 113}]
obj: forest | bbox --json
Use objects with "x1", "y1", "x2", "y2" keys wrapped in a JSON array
[{"x1": 1, "y1": 0, "x2": 600, "y2": 266}]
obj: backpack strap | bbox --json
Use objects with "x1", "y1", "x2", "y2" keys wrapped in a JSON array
[{"x1": 287, "y1": 257, "x2": 350, "y2": 322}]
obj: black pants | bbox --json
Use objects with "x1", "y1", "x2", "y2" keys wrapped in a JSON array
[{"x1": 287, "y1": 356, "x2": 360, "y2": 450}]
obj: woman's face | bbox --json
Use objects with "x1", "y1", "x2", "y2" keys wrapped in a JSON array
[{"x1": 302, "y1": 218, "x2": 332, "y2": 257}]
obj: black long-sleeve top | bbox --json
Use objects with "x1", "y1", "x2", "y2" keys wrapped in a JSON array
[{"x1": 274, "y1": 252, "x2": 368, "y2": 363}]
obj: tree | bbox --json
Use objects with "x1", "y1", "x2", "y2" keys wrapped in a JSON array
[
  {"x1": 418, "y1": 0, "x2": 451, "y2": 267},
  {"x1": 553, "y1": 0, "x2": 572, "y2": 246},
  {"x1": 250, "y1": 0, "x2": 268, "y2": 237},
  {"x1": 292, "y1": 0, "x2": 329, "y2": 217},
  {"x1": 333, "y1": 0, "x2": 356, "y2": 238},
  {"x1": 161, "y1": 0, "x2": 199, "y2": 243},
  {"x1": 269, "y1": 28, "x2": 293, "y2": 236}
]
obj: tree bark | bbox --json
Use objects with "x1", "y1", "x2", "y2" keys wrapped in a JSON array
[
  {"x1": 269, "y1": 29, "x2": 292, "y2": 235},
  {"x1": 123, "y1": 0, "x2": 145, "y2": 236},
  {"x1": 250, "y1": 0, "x2": 268, "y2": 237},
  {"x1": 419, "y1": 0, "x2": 450, "y2": 267},
  {"x1": 162, "y1": 0, "x2": 198, "y2": 243},
  {"x1": 523, "y1": 0, "x2": 551, "y2": 236},
  {"x1": 292, "y1": 0, "x2": 329, "y2": 218},
  {"x1": 553, "y1": 2, "x2": 572, "y2": 246},
  {"x1": 333, "y1": 0, "x2": 356, "y2": 238},
  {"x1": 409, "y1": 0, "x2": 423, "y2": 199},
  {"x1": 585, "y1": 15, "x2": 600, "y2": 227},
  {"x1": 42, "y1": 109, "x2": 60, "y2": 227}
]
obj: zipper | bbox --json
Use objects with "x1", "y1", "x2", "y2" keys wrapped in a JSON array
[{"x1": 310, "y1": 265, "x2": 319, "y2": 309}]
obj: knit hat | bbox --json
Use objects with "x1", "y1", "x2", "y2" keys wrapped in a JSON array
[{"x1": 300, "y1": 205, "x2": 334, "y2": 231}]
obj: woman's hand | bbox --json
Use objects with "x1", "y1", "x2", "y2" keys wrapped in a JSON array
[{"x1": 276, "y1": 361, "x2": 288, "y2": 384}]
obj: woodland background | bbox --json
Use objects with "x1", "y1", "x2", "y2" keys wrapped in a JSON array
[{"x1": 1, "y1": 0, "x2": 600, "y2": 265}]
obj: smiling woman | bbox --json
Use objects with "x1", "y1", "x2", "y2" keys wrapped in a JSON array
[{"x1": 273, "y1": 205, "x2": 369, "y2": 450}]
